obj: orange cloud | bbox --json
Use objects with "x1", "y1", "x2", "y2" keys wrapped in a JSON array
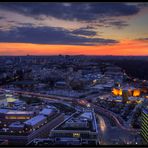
[{"x1": 0, "y1": 39, "x2": 148, "y2": 56}]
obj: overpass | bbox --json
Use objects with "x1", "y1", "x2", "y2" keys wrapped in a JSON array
[
  {"x1": 92, "y1": 104, "x2": 140, "y2": 134},
  {"x1": 0, "y1": 89, "x2": 75, "y2": 102}
]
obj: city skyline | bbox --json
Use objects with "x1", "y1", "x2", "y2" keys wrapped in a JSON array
[
  {"x1": 0, "y1": 2, "x2": 148, "y2": 56},
  {"x1": 0, "y1": 55, "x2": 147, "y2": 145}
]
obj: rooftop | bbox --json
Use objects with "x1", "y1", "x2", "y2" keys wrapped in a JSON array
[
  {"x1": 0, "y1": 108, "x2": 33, "y2": 115},
  {"x1": 0, "y1": 109, "x2": 9, "y2": 114},
  {"x1": 24, "y1": 115, "x2": 46, "y2": 126},
  {"x1": 80, "y1": 112, "x2": 93, "y2": 120},
  {"x1": 6, "y1": 111, "x2": 33, "y2": 115},
  {"x1": 54, "y1": 111, "x2": 96, "y2": 132},
  {"x1": 9, "y1": 121, "x2": 25, "y2": 128},
  {"x1": 39, "y1": 108, "x2": 54, "y2": 116}
]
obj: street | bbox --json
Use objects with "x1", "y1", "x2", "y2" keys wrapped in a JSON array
[{"x1": 96, "y1": 113, "x2": 141, "y2": 145}]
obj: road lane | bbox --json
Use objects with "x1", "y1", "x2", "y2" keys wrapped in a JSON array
[{"x1": 96, "y1": 112, "x2": 141, "y2": 145}]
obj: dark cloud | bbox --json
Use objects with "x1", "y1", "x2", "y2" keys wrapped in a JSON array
[
  {"x1": 72, "y1": 28, "x2": 97, "y2": 36},
  {"x1": 107, "y1": 20, "x2": 129, "y2": 29},
  {"x1": 0, "y1": 26, "x2": 118, "y2": 45},
  {"x1": 0, "y1": 2, "x2": 140, "y2": 22},
  {"x1": 90, "y1": 18, "x2": 129, "y2": 29}
]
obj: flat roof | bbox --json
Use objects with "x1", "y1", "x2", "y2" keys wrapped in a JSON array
[
  {"x1": 0, "y1": 109, "x2": 9, "y2": 114},
  {"x1": 0, "y1": 109, "x2": 33, "y2": 115},
  {"x1": 6, "y1": 111, "x2": 33, "y2": 115},
  {"x1": 56, "y1": 137, "x2": 80, "y2": 142},
  {"x1": 54, "y1": 111, "x2": 96, "y2": 132},
  {"x1": 24, "y1": 115, "x2": 46, "y2": 126},
  {"x1": 40, "y1": 108, "x2": 54, "y2": 116},
  {"x1": 9, "y1": 122, "x2": 25, "y2": 128},
  {"x1": 80, "y1": 112, "x2": 93, "y2": 120}
]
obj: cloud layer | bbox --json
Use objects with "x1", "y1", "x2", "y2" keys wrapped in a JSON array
[
  {"x1": 0, "y1": 26, "x2": 118, "y2": 45},
  {"x1": 0, "y1": 2, "x2": 140, "y2": 21},
  {"x1": 0, "y1": 2, "x2": 146, "y2": 46}
]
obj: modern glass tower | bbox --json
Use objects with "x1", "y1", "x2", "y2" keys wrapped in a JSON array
[{"x1": 141, "y1": 103, "x2": 148, "y2": 143}]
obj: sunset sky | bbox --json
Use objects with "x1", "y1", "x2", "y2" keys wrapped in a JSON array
[{"x1": 0, "y1": 2, "x2": 148, "y2": 56}]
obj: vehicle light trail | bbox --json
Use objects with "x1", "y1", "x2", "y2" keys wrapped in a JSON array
[{"x1": 97, "y1": 114, "x2": 106, "y2": 133}]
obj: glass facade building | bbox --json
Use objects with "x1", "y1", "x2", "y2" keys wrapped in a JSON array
[{"x1": 141, "y1": 108, "x2": 148, "y2": 143}]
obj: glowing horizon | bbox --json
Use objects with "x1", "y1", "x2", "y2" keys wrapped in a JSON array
[
  {"x1": 0, "y1": 2, "x2": 148, "y2": 56},
  {"x1": 0, "y1": 39, "x2": 148, "y2": 56}
]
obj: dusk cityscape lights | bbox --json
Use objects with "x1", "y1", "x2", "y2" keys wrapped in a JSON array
[{"x1": 0, "y1": 2, "x2": 147, "y2": 146}]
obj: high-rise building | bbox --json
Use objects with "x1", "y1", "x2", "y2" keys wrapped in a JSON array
[{"x1": 141, "y1": 101, "x2": 148, "y2": 144}]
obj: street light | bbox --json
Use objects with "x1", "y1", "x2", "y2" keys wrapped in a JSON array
[{"x1": 87, "y1": 103, "x2": 91, "y2": 108}]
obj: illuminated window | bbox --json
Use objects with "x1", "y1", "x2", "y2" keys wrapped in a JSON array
[
  {"x1": 133, "y1": 89, "x2": 140, "y2": 97},
  {"x1": 16, "y1": 116, "x2": 26, "y2": 119},
  {"x1": 126, "y1": 101, "x2": 131, "y2": 104},
  {"x1": 5, "y1": 116, "x2": 16, "y2": 119},
  {"x1": 5, "y1": 116, "x2": 30, "y2": 120},
  {"x1": 119, "y1": 89, "x2": 122, "y2": 96},
  {"x1": 112, "y1": 88, "x2": 122, "y2": 96},
  {"x1": 73, "y1": 133, "x2": 80, "y2": 138}
]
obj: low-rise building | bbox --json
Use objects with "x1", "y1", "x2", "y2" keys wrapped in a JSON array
[
  {"x1": 0, "y1": 107, "x2": 64, "y2": 145},
  {"x1": 49, "y1": 109, "x2": 99, "y2": 145},
  {"x1": 0, "y1": 109, "x2": 34, "y2": 128}
]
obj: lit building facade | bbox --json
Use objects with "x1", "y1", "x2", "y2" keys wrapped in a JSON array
[
  {"x1": 141, "y1": 108, "x2": 148, "y2": 143},
  {"x1": 0, "y1": 108, "x2": 64, "y2": 145},
  {"x1": 0, "y1": 109, "x2": 34, "y2": 128},
  {"x1": 112, "y1": 87, "x2": 141, "y2": 101}
]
